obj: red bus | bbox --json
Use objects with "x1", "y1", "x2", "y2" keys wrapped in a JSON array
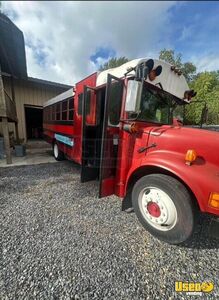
[{"x1": 43, "y1": 58, "x2": 219, "y2": 244}]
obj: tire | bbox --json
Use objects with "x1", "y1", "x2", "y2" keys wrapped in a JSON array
[
  {"x1": 132, "y1": 174, "x2": 197, "y2": 244},
  {"x1": 53, "y1": 142, "x2": 64, "y2": 161}
]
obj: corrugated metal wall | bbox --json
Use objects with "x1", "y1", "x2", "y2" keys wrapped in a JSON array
[{"x1": 1, "y1": 76, "x2": 68, "y2": 141}]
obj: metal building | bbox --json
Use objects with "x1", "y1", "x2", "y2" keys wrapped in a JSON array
[
  {"x1": 0, "y1": 12, "x2": 72, "y2": 163},
  {"x1": 1, "y1": 74, "x2": 71, "y2": 141}
]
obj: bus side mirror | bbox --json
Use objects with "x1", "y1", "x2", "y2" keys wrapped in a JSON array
[{"x1": 125, "y1": 80, "x2": 142, "y2": 113}]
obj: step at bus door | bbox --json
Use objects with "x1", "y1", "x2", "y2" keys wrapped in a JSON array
[
  {"x1": 99, "y1": 74, "x2": 123, "y2": 197},
  {"x1": 81, "y1": 85, "x2": 99, "y2": 183}
]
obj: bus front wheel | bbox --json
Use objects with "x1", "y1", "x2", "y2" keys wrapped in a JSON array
[
  {"x1": 53, "y1": 142, "x2": 64, "y2": 161},
  {"x1": 132, "y1": 174, "x2": 197, "y2": 244}
]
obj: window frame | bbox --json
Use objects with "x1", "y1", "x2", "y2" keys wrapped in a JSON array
[
  {"x1": 108, "y1": 80, "x2": 123, "y2": 127},
  {"x1": 61, "y1": 99, "x2": 68, "y2": 121},
  {"x1": 44, "y1": 96, "x2": 74, "y2": 123},
  {"x1": 135, "y1": 82, "x2": 177, "y2": 125},
  {"x1": 68, "y1": 97, "x2": 74, "y2": 121}
]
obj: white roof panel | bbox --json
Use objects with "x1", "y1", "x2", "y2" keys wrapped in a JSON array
[
  {"x1": 96, "y1": 58, "x2": 189, "y2": 100},
  {"x1": 43, "y1": 88, "x2": 74, "y2": 107}
]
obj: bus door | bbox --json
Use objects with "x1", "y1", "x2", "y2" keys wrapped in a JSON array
[
  {"x1": 81, "y1": 86, "x2": 99, "y2": 182},
  {"x1": 99, "y1": 74, "x2": 123, "y2": 197}
]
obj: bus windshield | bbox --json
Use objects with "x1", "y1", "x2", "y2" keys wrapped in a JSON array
[{"x1": 137, "y1": 83, "x2": 180, "y2": 124}]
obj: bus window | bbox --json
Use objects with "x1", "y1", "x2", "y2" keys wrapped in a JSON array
[
  {"x1": 52, "y1": 105, "x2": 55, "y2": 120},
  {"x1": 78, "y1": 93, "x2": 83, "y2": 115},
  {"x1": 108, "y1": 81, "x2": 123, "y2": 126},
  {"x1": 85, "y1": 90, "x2": 91, "y2": 116},
  {"x1": 78, "y1": 92, "x2": 91, "y2": 116},
  {"x1": 56, "y1": 103, "x2": 60, "y2": 120},
  {"x1": 85, "y1": 89, "x2": 96, "y2": 125},
  {"x1": 62, "y1": 100, "x2": 68, "y2": 120}
]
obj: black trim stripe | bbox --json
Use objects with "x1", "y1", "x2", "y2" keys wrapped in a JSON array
[{"x1": 44, "y1": 120, "x2": 74, "y2": 125}]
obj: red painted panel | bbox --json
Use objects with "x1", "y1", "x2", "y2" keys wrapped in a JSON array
[
  {"x1": 43, "y1": 72, "x2": 97, "y2": 165},
  {"x1": 73, "y1": 72, "x2": 97, "y2": 164},
  {"x1": 123, "y1": 125, "x2": 219, "y2": 217},
  {"x1": 44, "y1": 123, "x2": 74, "y2": 136},
  {"x1": 100, "y1": 178, "x2": 115, "y2": 197},
  {"x1": 86, "y1": 90, "x2": 97, "y2": 125}
]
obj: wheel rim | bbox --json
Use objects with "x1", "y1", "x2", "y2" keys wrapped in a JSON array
[
  {"x1": 138, "y1": 186, "x2": 177, "y2": 231},
  {"x1": 54, "y1": 144, "x2": 58, "y2": 158}
]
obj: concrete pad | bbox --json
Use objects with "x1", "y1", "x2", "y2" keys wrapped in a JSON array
[{"x1": 0, "y1": 140, "x2": 58, "y2": 168}]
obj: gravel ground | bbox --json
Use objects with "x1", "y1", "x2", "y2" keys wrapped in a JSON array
[{"x1": 0, "y1": 161, "x2": 218, "y2": 300}]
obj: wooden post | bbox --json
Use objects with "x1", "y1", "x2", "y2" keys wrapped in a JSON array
[
  {"x1": 15, "y1": 122, "x2": 19, "y2": 142},
  {"x1": 11, "y1": 76, "x2": 19, "y2": 143},
  {"x1": 2, "y1": 117, "x2": 12, "y2": 164},
  {"x1": 0, "y1": 65, "x2": 12, "y2": 164}
]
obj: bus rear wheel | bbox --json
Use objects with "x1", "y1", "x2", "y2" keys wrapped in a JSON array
[
  {"x1": 132, "y1": 174, "x2": 196, "y2": 244},
  {"x1": 53, "y1": 142, "x2": 64, "y2": 161}
]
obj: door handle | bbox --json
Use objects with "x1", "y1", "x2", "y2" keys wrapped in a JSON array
[{"x1": 138, "y1": 143, "x2": 156, "y2": 153}]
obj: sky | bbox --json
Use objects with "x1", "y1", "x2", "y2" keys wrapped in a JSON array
[{"x1": 2, "y1": 1, "x2": 219, "y2": 85}]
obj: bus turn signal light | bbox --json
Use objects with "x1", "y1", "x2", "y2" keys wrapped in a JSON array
[
  {"x1": 149, "y1": 65, "x2": 162, "y2": 81},
  {"x1": 185, "y1": 149, "x2": 197, "y2": 165},
  {"x1": 208, "y1": 193, "x2": 219, "y2": 209},
  {"x1": 123, "y1": 123, "x2": 138, "y2": 133}
]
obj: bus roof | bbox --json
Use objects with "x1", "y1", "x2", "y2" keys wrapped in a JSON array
[
  {"x1": 96, "y1": 58, "x2": 190, "y2": 101},
  {"x1": 44, "y1": 58, "x2": 191, "y2": 107},
  {"x1": 44, "y1": 88, "x2": 74, "y2": 107}
]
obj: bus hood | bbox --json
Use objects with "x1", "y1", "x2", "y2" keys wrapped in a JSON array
[{"x1": 148, "y1": 126, "x2": 219, "y2": 165}]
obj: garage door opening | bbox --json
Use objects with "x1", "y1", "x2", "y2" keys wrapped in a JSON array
[{"x1": 25, "y1": 105, "x2": 43, "y2": 140}]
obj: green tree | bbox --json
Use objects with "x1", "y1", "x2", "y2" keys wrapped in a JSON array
[
  {"x1": 185, "y1": 72, "x2": 219, "y2": 125},
  {"x1": 159, "y1": 49, "x2": 182, "y2": 67},
  {"x1": 159, "y1": 49, "x2": 196, "y2": 82},
  {"x1": 99, "y1": 56, "x2": 129, "y2": 71},
  {"x1": 159, "y1": 49, "x2": 219, "y2": 125}
]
